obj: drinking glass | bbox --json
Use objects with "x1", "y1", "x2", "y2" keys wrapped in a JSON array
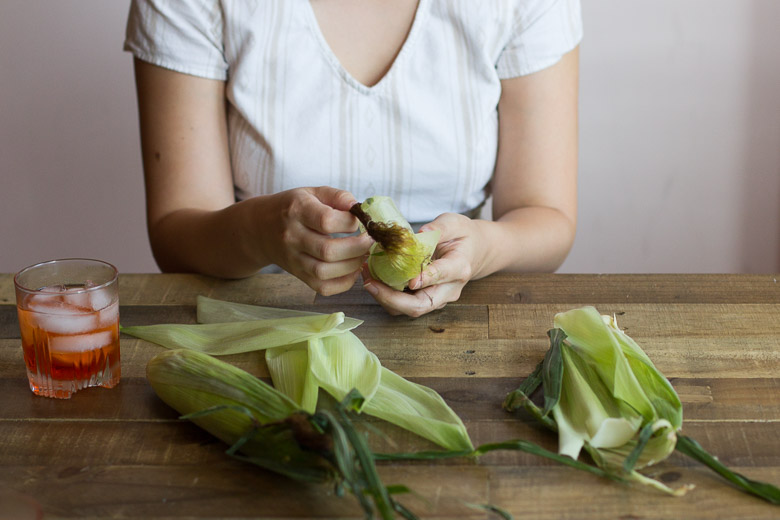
[{"x1": 14, "y1": 258, "x2": 121, "y2": 399}]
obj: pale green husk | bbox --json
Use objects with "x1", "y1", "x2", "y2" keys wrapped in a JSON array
[
  {"x1": 550, "y1": 307, "x2": 687, "y2": 494},
  {"x1": 359, "y1": 196, "x2": 441, "y2": 291},
  {"x1": 124, "y1": 296, "x2": 473, "y2": 451}
]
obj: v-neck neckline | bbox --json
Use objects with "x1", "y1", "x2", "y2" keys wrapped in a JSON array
[{"x1": 302, "y1": 0, "x2": 429, "y2": 95}]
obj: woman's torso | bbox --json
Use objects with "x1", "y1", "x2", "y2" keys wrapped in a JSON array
[{"x1": 223, "y1": 0, "x2": 516, "y2": 222}]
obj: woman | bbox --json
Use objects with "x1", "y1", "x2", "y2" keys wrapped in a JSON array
[{"x1": 124, "y1": 0, "x2": 582, "y2": 317}]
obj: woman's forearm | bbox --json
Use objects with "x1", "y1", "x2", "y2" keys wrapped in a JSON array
[
  {"x1": 148, "y1": 199, "x2": 270, "y2": 279},
  {"x1": 470, "y1": 206, "x2": 576, "y2": 279}
]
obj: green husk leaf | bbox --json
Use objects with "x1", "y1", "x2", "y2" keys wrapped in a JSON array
[
  {"x1": 541, "y1": 329, "x2": 565, "y2": 416},
  {"x1": 504, "y1": 386, "x2": 558, "y2": 432},
  {"x1": 264, "y1": 342, "x2": 319, "y2": 412},
  {"x1": 194, "y1": 296, "x2": 472, "y2": 452},
  {"x1": 307, "y1": 334, "x2": 382, "y2": 412},
  {"x1": 503, "y1": 360, "x2": 543, "y2": 410},
  {"x1": 333, "y1": 390, "x2": 396, "y2": 519},
  {"x1": 376, "y1": 439, "x2": 626, "y2": 483},
  {"x1": 676, "y1": 435, "x2": 780, "y2": 504},
  {"x1": 122, "y1": 312, "x2": 351, "y2": 355},
  {"x1": 196, "y1": 295, "x2": 364, "y2": 331},
  {"x1": 364, "y1": 367, "x2": 474, "y2": 451},
  {"x1": 622, "y1": 421, "x2": 655, "y2": 473},
  {"x1": 553, "y1": 308, "x2": 664, "y2": 424},
  {"x1": 146, "y1": 349, "x2": 300, "y2": 426}
]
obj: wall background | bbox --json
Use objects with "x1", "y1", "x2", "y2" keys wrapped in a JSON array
[{"x1": 2, "y1": 0, "x2": 779, "y2": 275}]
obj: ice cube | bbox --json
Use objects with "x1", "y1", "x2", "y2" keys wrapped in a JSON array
[
  {"x1": 98, "y1": 301, "x2": 119, "y2": 327},
  {"x1": 27, "y1": 294, "x2": 70, "y2": 315},
  {"x1": 88, "y1": 290, "x2": 113, "y2": 312},
  {"x1": 49, "y1": 330, "x2": 114, "y2": 352},
  {"x1": 32, "y1": 312, "x2": 98, "y2": 335},
  {"x1": 27, "y1": 298, "x2": 96, "y2": 334},
  {"x1": 62, "y1": 288, "x2": 92, "y2": 311}
]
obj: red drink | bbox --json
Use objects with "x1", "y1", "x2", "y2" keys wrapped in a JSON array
[{"x1": 14, "y1": 259, "x2": 120, "y2": 399}]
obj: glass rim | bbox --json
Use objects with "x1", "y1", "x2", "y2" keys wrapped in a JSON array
[{"x1": 14, "y1": 258, "x2": 119, "y2": 295}]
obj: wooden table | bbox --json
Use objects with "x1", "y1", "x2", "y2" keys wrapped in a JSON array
[{"x1": 1, "y1": 273, "x2": 778, "y2": 519}]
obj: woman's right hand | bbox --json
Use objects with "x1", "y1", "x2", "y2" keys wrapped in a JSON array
[
  {"x1": 253, "y1": 186, "x2": 374, "y2": 296},
  {"x1": 134, "y1": 59, "x2": 370, "y2": 293}
]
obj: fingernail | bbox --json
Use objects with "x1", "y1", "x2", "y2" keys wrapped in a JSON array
[
  {"x1": 408, "y1": 279, "x2": 420, "y2": 290},
  {"x1": 363, "y1": 282, "x2": 378, "y2": 295}
]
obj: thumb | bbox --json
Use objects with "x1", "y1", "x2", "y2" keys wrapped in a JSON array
[{"x1": 419, "y1": 212, "x2": 464, "y2": 242}]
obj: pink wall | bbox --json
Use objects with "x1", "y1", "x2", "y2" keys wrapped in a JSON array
[{"x1": 2, "y1": 0, "x2": 779, "y2": 275}]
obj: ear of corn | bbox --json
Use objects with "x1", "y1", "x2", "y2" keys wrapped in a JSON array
[
  {"x1": 146, "y1": 348, "x2": 298, "y2": 433},
  {"x1": 539, "y1": 307, "x2": 686, "y2": 494},
  {"x1": 122, "y1": 297, "x2": 473, "y2": 452},
  {"x1": 146, "y1": 349, "x2": 428, "y2": 518},
  {"x1": 145, "y1": 348, "x2": 335, "y2": 483},
  {"x1": 354, "y1": 196, "x2": 440, "y2": 291},
  {"x1": 550, "y1": 307, "x2": 682, "y2": 478}
]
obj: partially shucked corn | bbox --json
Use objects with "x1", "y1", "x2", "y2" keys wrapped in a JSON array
[
  {"x1": 147, "y1": 348, "x2": 334, "y2": 483},
  {"x1": 122, "y1": 296, "x2": 474, "y2": 452},
  {"x1": 351, "y1": 196, "x2": 440, "y2": 291}
]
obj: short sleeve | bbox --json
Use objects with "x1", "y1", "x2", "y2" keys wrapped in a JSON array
[
  {"x1": 123, "y1": 0, "x2": 228, "y2": 80},
  {"x1": 496, "y1": 0, "x2": 583, "y2": 79}
]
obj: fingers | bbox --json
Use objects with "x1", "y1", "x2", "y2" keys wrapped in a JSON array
[
  {"x1": 419, "y1": 212, "x2": 467, "y2": 242},
  {"x1": 299, "y1": 232, "x2": 373, "y2": 264},
  {"x1": 361, "y1": 264, "x2": 462, "y2": 318},
  {"x1": 300, "y1": 187, "x2": 360, "y2": 234},
  {"x1": 311, "y1": 186, "x2": 358, "y2": 211},
  {"x1": 408, "y1": 256, "x2": 470, "y2": 291},
  {"x1": 300, "y1": 252, "x2": 366, "y2": 283},
  {"x1": 307, "y1": 269, "x2": 362, "y2": 297}
]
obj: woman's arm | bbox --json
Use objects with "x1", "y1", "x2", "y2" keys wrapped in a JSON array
[
  {"x1": 469, "y1": 44, "x2": 579, "y2": 275},
  {"x1": 362, "y1": 46, "x2": 579, "y2": 316},
  {"x1": 133, "y1": 59, "x2": 372, "y2": 294}
]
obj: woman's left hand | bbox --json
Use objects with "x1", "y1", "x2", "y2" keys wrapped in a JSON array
[{"x1": 361, "y1": 213, "x2": 483, "y2": 317}]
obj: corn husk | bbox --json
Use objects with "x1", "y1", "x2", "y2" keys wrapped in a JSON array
[
  {"x1": 356, "y1": 196, "x2": 440, "y2": 291},
  {"x1": 364, "y1": 367, "x2": 474, "y2": 452},
  {"x1": 121, "y1": 311, "x2": 354, "y2": 355},
  {"x1": 195, "y1": 295, "x2": 364, "y2": 330},
  {"x1": 147, "y1": 349, "x2": 427, "y2": 517},
  {"x1": 551, "y1": 308, "x2": 682, "y2": 477},
  {"x1": 123, "y1": 296, "x2": 473, "y2": 452},
  {"x1": 504, "y1": 306, "x2": 780, "y2": 503},
  {"x1": 146, "y1": 348, "x2": 334, "y2": 483}
]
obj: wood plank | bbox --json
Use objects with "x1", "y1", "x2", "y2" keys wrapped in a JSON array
[
  {"x1": 1, "y1": 370, "x2": 777, "y2": 424},
  {"x1": 319, "y1": 273, "x2": 780, "y2": 305},
  {"x1": 0, "y1": 301, "x2": 489, "y2": 339},
  {"x1": 0, "y1": 332, "x2": 777, "y2": 384},
  {"x1": 0, "y1": 274, "x2": 14, "y2": 305},
  {"x1": 0, "y1": 464, "x2": 490, "y2": 519},
  {"x1": 489, "y1": 303, "x2": 780, "y2": 339},
  {"x1": 117, "y1": 273, "x2": 318, "y2": 306},
  {"x1": 2, "y1": 462, "x2": 776, "y2": 519},
  {"x1": 1, "y1": 273, "x2": 778, "y2": 519},
  {"x1": 6, "y1": 273, "x2": 778, "y2": 309},
  {"x1": 488, "y1": 465, "x2": 780, "y2": 520},
  {"x1": 1, "y1": 414, "x2": 777, "y2": 469},
  {"x1": 0, "y1": 374, "x2": 777, "y2": 425}
]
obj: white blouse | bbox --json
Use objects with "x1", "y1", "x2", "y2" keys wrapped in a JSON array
[{"x1": 124, "y1": 0, "x2": 582, "y2": 224}]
